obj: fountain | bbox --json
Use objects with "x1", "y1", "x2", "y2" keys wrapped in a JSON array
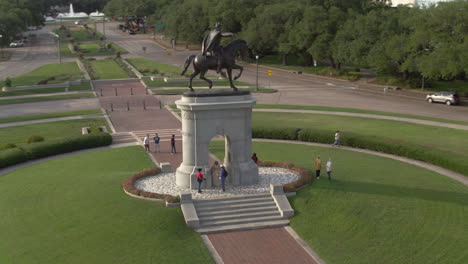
[
  {"x1": 89, "y1": 10, "x2": 105, "y2": 20},
  {"x1": 57, "y1": 3, "x2": 89, "y2": 20}
]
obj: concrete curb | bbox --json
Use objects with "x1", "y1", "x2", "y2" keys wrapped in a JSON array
[
  {"x1": 201, "y1": 235, "x2": 224, "y2": 264},
  {"x1": 284, "y1": 226, "x2": 326, "y2": 264}
]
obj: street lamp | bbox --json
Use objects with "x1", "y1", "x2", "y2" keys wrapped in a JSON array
[
  {"x1": 50, "y1": 32, "x2": 61, "y2": 63},
  {"x1": 255, "y1": 55, "x2": 259, "y2": 91}
]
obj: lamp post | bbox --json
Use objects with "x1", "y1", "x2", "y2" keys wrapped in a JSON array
[
  {"x1": 0, "y1": 35, "x2": 3, "y2": 58},
  {"x1": 50, "y1": 32, "x2": 61, "y2": 63},
  {"x1": 255, "y1": 55, "x2": 259, "y2": 91}
]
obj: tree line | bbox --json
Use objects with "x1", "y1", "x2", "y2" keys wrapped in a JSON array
[{"x1": 104, "y1": 0, "x2": 468, "y2": 82}]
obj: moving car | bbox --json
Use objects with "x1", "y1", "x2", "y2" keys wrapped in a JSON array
[
  {"x1": 74, "y1": 20, "x2": 85, "y2": 25},
  {"x1": 128, "y1": 29, "x2": 136, "y2": 35},
  {"x1": 9, "y1": 40, "x2": 24, "y2": 47},
  {"x1": 426, "y1": 91, "x2": 460, "y2": 106}
]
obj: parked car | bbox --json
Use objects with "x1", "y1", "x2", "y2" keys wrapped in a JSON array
[
  {"x1": 9, "y1": 40, "x2": 24, "y2": 48},
  {"x1": 426, "y1": 91, "x2": 460, "y2": 106},
  {"x1": 74, "y1": 20, "x2": 85, "y2": 25},
  {"x1": 128, "y1": 29, "x2": 136, "y2": 35}
]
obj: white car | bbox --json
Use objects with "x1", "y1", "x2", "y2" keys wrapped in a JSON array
[{"x1": 9, "y1": 40, "x2": 24, "y2": 47}]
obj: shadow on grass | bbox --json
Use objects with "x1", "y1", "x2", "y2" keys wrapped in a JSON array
[{"x1": 313, "y1": 180, "x2": 468, "y2": 206}]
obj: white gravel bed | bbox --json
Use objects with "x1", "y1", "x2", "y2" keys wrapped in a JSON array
[{"x1": 135, "y1": 167, "x2": 299, "y2": 199}]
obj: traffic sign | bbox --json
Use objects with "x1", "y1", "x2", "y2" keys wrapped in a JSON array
[{"x1": 267, "y1": 70, "x2": 273, "y2": 76}]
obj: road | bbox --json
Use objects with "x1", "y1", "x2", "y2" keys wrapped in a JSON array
[{"x1": 1, "y1": 22, "x2": 467, "y2": 122}]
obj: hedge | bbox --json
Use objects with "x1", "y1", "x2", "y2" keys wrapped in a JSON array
[
  {"x1": 122, "y1": 167, "x2": 179, "y2": 203},
  {"x1": 253, "y1": 125, "x2": 467, "y2": 176},
  {"x1": 0, "y1": 133, "x2": 112, "y2": 169}
]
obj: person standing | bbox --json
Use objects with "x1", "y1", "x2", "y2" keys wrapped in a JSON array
[
  {"x1": 219, "y1": 164, "x2": 228, "y2": 192},
  {"x1": 143, "y1": 134, "x2": 150, "y2": 152},
  {"x1": 196, "y1": 168, "x2": 205, "y2": 193},
  {"x1": 332, "y1": 130, "x2": 341, "y2": 146},
  {"x1": 314, "y1": 155, "x2": 322, "y2": 179},
  {"x1": 210, "y1": 161, "x2": 220, "y2": 186},
  {"x1": 170, "y1": 134, "x2": 176, "y2": 154},
  {"x1": 153, "y1": 133, "x2": 160, "y2": 153},
  {"x1": 251, "y1": 153, "x2": 258, "y2": 164},
  {"x1": 326, "y1": 158, "x2": 332, "y2": 181}
]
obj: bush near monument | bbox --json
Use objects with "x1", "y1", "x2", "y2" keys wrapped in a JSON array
[
  {"x1": 26, "y1": 135, "x2": 44, "y2": 144},
  {"x1": 0, "y1": 133, "x2": 112, "y2": 169}
]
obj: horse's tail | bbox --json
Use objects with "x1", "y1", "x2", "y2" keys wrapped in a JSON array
[{"x1": 181, "y1": 54, "x2": 196, "y2": 76}]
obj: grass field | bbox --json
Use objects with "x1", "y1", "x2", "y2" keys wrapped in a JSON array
[
  {"x1": 0, "y1": 109, "x2": 101, "y2": 124},
  {"x1": 0, "y1": 118, "x2": 108, "y2": 146},
  {"x1": 209, "y1": 141, "x2": 468, "y2": 264},
  {"x1": 0, "y1": 146, "x2": 213, "y2": 263},
  {"x1": 3, "y1": 62, "x2": 83, "y2": 87},
  {"x1": 0, "y1": 93, "x2": 95, "y2": 105},
  {"x1": 0, "y1": 81, "x2": 92, "y2": 97},
  {"x1": 252, "y1": 112, "x2": 468, "y2": 176},
  {"x1": 254, "y1": 104, "x2": 468, "y2": 126},
  {"x1": 90, "y1": 59, "x2": 129, "y2": 79}
]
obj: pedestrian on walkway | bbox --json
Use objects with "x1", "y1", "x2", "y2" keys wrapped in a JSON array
[
  {"x1": 252, "y1": 153, "x2": 258, "y2": 164},
  {"x1": 211, "y1": 161, "x2": 220, "y2": 186},
  {"x1": 153, "y1": 133, "x2": 160, "y2": 153},
  {"x1": 314, "y1": 155, "x2": 322, "y2": 179},
  {"x1": 196, "y1": 168, "x2": 205, "y2": 193},
  {"x1": 326, "y1": 158, "x2": 332, "y2": 181},
  {"x1": 171, "y1": 134, "x2": 176, "y2": 154},
  {"x1": 220, "y1": 164, "x2": 228, "y2": 192},
  {"x1": 332, "y1": 130, "x2": 341, "y2": 147},
  {"x1": 143, "y1": 134, "x2": 150, "y2": 152}
]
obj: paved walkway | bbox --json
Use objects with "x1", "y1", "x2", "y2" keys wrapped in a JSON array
[
  {"x1": 254, "y1": 109, "x2": 468, "y2": 130},
  {"x1": 0, "y1": 114, "x2": 104, "y2": 128}
]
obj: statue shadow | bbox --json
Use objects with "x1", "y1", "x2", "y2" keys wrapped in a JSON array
[{"x1": 312, "y1": 179, "x2": 468, "y2": 207}]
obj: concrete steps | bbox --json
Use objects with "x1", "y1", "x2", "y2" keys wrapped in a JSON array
[
  {"x1": 111, "y1": 132, "x2": 137, "y2": 144},
  {"x1": 194, "y1": 193, "x2": 289, "y2": 234}
]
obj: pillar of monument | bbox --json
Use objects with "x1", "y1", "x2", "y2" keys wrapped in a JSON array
[{"x1": 175, "y1": 90, "x2": 259, "y2": 189}]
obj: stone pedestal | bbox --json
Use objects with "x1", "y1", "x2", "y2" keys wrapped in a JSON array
[{"x1": 175, "y1": 91, "x2": 259, "y2": 189}]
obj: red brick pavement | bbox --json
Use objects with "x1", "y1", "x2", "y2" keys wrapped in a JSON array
[{"x1": 208, "y1": 227, "x2": 317, "y2": 264}]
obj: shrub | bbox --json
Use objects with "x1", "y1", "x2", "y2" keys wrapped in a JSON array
[
  {"x1": 26, "y1": 135, "x2": 44, "y2": 144},
  {"x1": 0, "y1": 143, "x2": 17, "y2": 150},
  {"x1": 106, "y1": 43, "x2": 112, "y2": 49},
  {"x1": 4, "y1": 77, "x2": 12, "y2": 87},
  {"x1": 0, "y1": 148, "x2": 29, "y2": 168},
  {"x1": 252, "y1": 126, "x2": 299, "y2": 140},
  {"x1": 115, "y1": 51, "x2": 121, "y2": 58}
]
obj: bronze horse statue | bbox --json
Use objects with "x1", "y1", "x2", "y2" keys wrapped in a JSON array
[{"x1": 180, "y1": 39, "x2": 248, "y2": 91}]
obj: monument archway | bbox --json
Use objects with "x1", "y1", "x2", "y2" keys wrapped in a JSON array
[{"x1": 175, "y1": 91, "x2": 259, "y2": 189}]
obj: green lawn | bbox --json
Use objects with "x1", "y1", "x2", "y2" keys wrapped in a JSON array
[
  {"x1": 126, "y1": 58, "x2": 185, "y2": 77},
  {"x1": 4, "y1": 62, "x2": 83, "y2": 87},
  {"x1": 210, "y1": 141, "x2": 468, "y2": 264},
  {"x1": 430, "y1": 80, "x2": 468, "y2": 94},
  {"x1": 0, "y1": 81, "x2": 92, "y2": 97},
  {"x1": 90, "y1": 59, "x2": 129, "y2": 79},
  {"x1": 0, "y1": 109, "x2": 101, "y2": 124},
  {"x1": 56, "y1": 28, "x2": 103, "y2": 42},
  {"x1": 0, "y1": 93, "x2": 95, "y2": 105},
  {"x1": 252, "y1": 112, "x2": 468, "y2": 176},
  {"x1": 254, "y1": 104, "x2": 468, "y2": 126},
  {"x1": 0, "y1": 146, "x2": 213, "y2": 263},
  {"x1": 0, "y1": 118, "x2": 108, "y2": 146}
]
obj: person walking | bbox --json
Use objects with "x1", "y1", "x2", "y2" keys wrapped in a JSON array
[
  {"x1": 143, "y1": 134, "x2": 150, "y2": 152},
  {"x1": 219, "y1": 164, "x2": 228, "y2": 192},
  {"x1": 314, "y1": 155, "x2": 322, "y2": 179},
  {"x1": 326, "y1": 158, "x2": 332, "y2": 181},
  {"x1": 170, "y1": 134, "x2": 176, "y2": 154},
  {"x1": 153, "y1": 133, "x2": 160, "y2": 153},
  {"x1": 210, "y1": 161, "x2": 220, "y2": 186},
  {"x1": 196, "y1": 168, "x2": 205, "y2": 193},
  {"x1": 332, "y1": 130, "x2": 341, "y2": 147}
]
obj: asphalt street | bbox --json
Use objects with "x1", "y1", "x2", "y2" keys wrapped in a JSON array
[{"x1": 1, "y1": 22, "x2": 467, "y2": 122}]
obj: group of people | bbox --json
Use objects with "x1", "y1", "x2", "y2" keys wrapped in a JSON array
[
  {"x1": 143, "y1": 133, "x2": 177, "y2": 154},
  {"x1": 314, "y1": 155, "x2": 333, "y2": 181},
  {"x1": 196, "y1": 161, "x2": 229, "y2": 193}
]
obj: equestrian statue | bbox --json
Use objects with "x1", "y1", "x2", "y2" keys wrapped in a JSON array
[{"x1": 181, "y1": 22, "x2": 248, "y2": 91}]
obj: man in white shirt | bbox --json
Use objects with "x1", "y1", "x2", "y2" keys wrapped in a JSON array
[
  {"x1": 326, "y1": 158, "x2": 333, "y2": 181},
  {"x1": 332, "y1": 130, "x2": 340, "y2": 146},
  {"x1": 143, "y1": 134, "x2": 150, "y2": 152}
]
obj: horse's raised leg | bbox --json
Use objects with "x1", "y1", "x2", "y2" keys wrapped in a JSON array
[
  {"x1": 199, "y1": 70, "x2": 213, "y2": 89},
  {"x1": 232, "y1": 64, "x2": 243, "y2": 80},
  {"x1": 188, "y1": 69, "x2": 200, "y2": 91},
  {"x1": 227, "y1": 68, "x2": 238, "y2": 91}
]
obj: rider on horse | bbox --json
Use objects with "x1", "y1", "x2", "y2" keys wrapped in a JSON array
[{"x1": 201, "y1": 22, "x2": 234, "y2": 73}]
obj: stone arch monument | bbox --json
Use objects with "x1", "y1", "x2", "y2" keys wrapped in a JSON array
[{"x1": 175, "y1": 90, "x2": 259, "y2": 189}]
